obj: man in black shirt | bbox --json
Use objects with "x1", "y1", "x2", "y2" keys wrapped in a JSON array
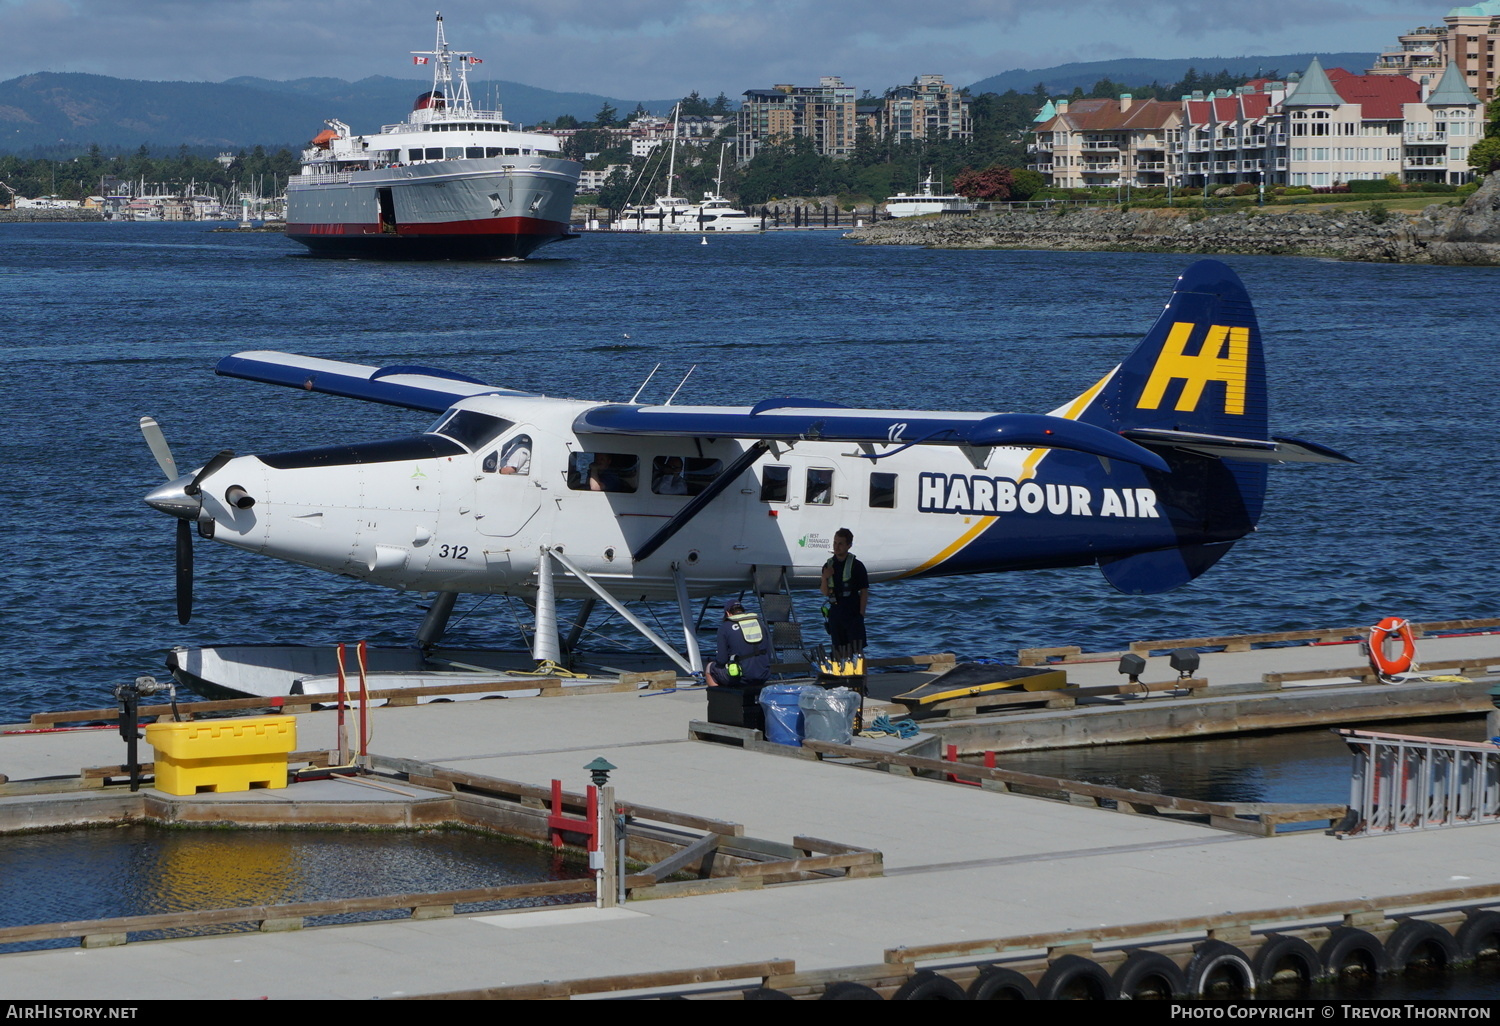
[{"x1": 821, "y1": 527, "x2": 868, "y2": 654}]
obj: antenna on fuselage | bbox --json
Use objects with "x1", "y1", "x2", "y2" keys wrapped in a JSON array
[
  {"x1": 629, "y1": 363, "x2": 661, "y2": 404},
  {"x1": 665, "y1": 364, "x2": 697, "y2": 406}
]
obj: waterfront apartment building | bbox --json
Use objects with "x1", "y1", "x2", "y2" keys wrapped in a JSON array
[
  {"x1": 1027, "y1": 95, "x2": 1183, "y2": 189},
  {"x1": 737, "y1": 77, "x2": 857, "y2": 162},
  {"x1": 880, "y1": 75, "x2": 972, "y2": 144},
  {"x1": 1028, "y1": 57, "x2": 1482, "y2": 191},
  {"x1": 1369, "y1": 0, "x2": 1500, "y2": 103}
]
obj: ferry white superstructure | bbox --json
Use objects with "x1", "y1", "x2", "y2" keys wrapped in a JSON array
[
  {"x1": 284, "y1": 15, "x2": 581, "y2": 260},
  {"x1": 884, "y1": 171, "x2": 975, "y2": 219}
]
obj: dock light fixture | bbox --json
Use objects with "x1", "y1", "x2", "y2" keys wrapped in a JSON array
[
  {"x1": 1170, "y1": 648, "x2": 1201, "y2": 679},
  {"x1": 585, "y1": 757, "x2": 616, "y2": 787},
  {"x1": 1117, "y1": 652, "x2": 1147, "y2": 690}
]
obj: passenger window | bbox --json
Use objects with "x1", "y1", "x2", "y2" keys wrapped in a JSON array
[
  {"x1": 486, "y1": 147, "x2": 503, "y2": 157},
  {"x1": 465, "y1": 147, "x2": 484, "y2": 158},
  {"x1": 567, "y1": 452, "x2": 638, "y2": 493},
  {"x1": 444, "y1": 147, "x2": 464, "y2": 159},
  {"x1": 870, "y1": 472, "x2": 897, "y2": 509},
  {"x1": 760, "y1": 466, "x2": 789, "y2": 503},
  {"x1": 806, "y1": 468, "x2": 834, "y2": 506},
  {"x1": 407, "y1": 148, "x2": 424, "y2": 161},
  {"x1": 424, "y1": 147, "x2": 443, "y2": 160},
  {"x1": 652, "y1": 456, "x2": 721, "y2": 496}
]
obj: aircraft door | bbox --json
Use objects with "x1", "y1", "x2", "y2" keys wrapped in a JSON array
[
  {"x1": 474, "y1": 430, "x2": 541, "y2": 538},
  {"x1": 749, "y1": 456, "x2": 844, "y2": 574}
]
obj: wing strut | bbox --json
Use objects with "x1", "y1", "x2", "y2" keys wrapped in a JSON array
[{"x1": 631, "y1": 440, "x2": 773, "y2": 564}]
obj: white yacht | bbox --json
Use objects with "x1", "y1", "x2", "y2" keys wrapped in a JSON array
[{"x1": 883, "y1": 171, "x2": 975, "y2": 218}]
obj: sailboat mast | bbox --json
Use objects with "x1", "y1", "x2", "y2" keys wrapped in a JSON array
[{"x1": 666, "y1": 103, "x2": 679, "y2": 200}]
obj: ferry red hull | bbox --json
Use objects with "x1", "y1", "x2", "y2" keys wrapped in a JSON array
[{"x1": 286, "y1": 216, "x2": 576, "y2": 261}]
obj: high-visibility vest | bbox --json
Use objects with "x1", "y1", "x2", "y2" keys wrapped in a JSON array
[{"x1": 729, "y1": 612, "x2": 764, "y2": 644}]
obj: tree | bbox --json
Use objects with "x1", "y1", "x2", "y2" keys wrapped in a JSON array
[
  {"x1": 679, "y1": 90, "x2": 711, "y2": 116},
  {"x1": 1468, "y1": 137, "x2": 1500, "y2": 176},
  {"x1": 594, "y1": 102, "x2": 618, "y2": 127},
  {"x1": 554, "y1": 114, "x2": 579, "y2": 130},
  {"x1": 710, "y1": 92, "x2": 732, "y2": 116},
  {"x1": 953, "y1": 164, "x2": 1015, "y2": 200}
]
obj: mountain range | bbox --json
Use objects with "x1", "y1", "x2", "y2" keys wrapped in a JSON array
[{"x1": 1, "y1": 53, "x2": 1383, "y2": 155}]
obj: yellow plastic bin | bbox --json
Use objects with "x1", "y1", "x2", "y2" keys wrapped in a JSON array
[{"x1": 144, "y1": 716, "x2": 297, "y2": 795}]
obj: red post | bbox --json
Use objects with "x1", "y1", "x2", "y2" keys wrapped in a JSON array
[
  {"x1": 356, "y1": 639, "x2": 370, "y2": 761},
  {"x1": 334, "y1": 643, "x2": 348, "y2": 764}
]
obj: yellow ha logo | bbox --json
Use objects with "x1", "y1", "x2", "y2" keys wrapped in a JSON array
[{"x1": 1137, "y1": 322, "x2": 1248, "y2": 415}]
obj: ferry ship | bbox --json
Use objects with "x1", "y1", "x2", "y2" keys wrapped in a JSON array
[
  {"x1": 284, "y1": 15, "x2": 581, "y2": 260},
  {"x1": 883, "y1": 171, "x2": 976, "y2": 219}
]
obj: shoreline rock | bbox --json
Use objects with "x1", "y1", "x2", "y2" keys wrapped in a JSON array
[{"x1": 845, "y1": 175, "x2": 1500, "y2": 266}]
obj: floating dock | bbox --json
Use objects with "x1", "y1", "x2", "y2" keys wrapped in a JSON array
[{"x1": 2, "y1": 622, "x2": 1500, "y2": 999}]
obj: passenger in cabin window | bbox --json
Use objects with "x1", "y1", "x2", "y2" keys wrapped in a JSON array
[
  {"x1": 654, "y1": 456, "x2": 689, "y2": 495},
  {"x1": 806, "y1": 468, "x2": 834, "y2": 505},
  {"x1": 499, "y1": 435, "x2": 531, "y2": 475},
  {"x1": 588, "y1": 453, "x2": 637, "y2": 492}
]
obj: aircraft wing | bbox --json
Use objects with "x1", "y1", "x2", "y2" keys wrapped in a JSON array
[
  {"x1": 574, "y1": 402, "x2": 1171, "y2": 471},
  {"x1": 215, "y1": 351, "x2": 532, "y2": 413}
]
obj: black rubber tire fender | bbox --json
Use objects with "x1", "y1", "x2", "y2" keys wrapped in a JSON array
[
  {"x1": 1320, "y1": 926, "x2": 1389, "y2": 978},
  {"x1": 1456, "y1": 910, "x2": 1500, "y2": 964},
  {"x1": 1112, "y1": 949, "x2": 1186, "y2": 1000},
  {"x1": 967, "y1": 965, "x2": 1038, "y2": 1000},
  {"x1": 893, "y1": 970, "x2": 968, "y2": 1000},
  {"x1": 1386, "y1": 919, "x2": 1459, "y2": 971},
  {"x1": 1185, "y1": 940, "x2": 1256, "y2": 999},
  {"x1": 1252, "y1": 933, "x2": 1323, "y2": 988},
  {"x1": 1036, "y1": 954, "x2": 1116, "y2": 1000},
  {"x1": 743, "y1": 987, "x2": 794, "y2": 1000},
  {"x1": 820, "y1": 981, "x2": 884, "y2": 1000}
]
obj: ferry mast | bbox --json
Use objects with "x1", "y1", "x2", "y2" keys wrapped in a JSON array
[{"x1": 411, "y1": 12, "x2": 475, "y2": 114}]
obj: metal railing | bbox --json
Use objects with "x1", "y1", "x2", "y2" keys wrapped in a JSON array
[{"x1": 1337, "y1": 728, "x2": 1500, "y2": 836}]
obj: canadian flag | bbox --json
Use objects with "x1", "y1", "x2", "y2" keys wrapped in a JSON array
[
  {"x1": 468, "y1": 57, "x2": 483, "y2": 64},
  {"x1": 413, "y1": 56, "x2": 429, "y2": 65}
]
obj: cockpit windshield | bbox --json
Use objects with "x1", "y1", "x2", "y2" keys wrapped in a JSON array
[{"x1": 427, "y1": 410, "x2": 512, "y2": 451}]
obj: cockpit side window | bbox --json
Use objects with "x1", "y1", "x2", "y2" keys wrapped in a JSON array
[{"x1": 428, "y1": 410, "x2": 512, "y2": 451}]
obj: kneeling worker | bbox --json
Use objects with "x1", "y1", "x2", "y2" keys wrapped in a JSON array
[{"x1": 707, "y1": 600, "x2": 772, "y2": 687}]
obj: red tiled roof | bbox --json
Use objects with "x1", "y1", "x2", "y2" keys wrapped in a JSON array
[
  {"x1": 1037, "y1": 97, "x2": 1178, "y2": 132},
  {"x1": 1326, "y1": 68, "x2": 1420, "y2": 119}
]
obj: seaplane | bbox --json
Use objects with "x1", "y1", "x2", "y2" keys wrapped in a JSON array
[{"x1": 140, "y1": 260, "x2": 1352, "y2": 698}]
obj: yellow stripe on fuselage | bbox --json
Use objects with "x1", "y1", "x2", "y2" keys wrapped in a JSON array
[{"x1": 903, "y1": 367, "x2": 1118, "y2": 579}]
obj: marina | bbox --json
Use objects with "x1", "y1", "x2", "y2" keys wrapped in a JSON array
[
  {"x1": 1, "y1": 221, "x2": 1498, "y2": 1000},
  {"x1": 3, "y1": 623, "x2": 1500, "y2": 998}
]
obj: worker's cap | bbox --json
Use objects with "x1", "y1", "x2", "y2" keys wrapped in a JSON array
[{"x1": 724, "y1": 600, "x2": 744, "y2": 615}]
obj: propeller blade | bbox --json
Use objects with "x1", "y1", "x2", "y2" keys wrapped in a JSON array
[
  {"x1": 184, "y1": 450, "x2": 235, "y2": 497},
  {"x1": 139, "y1": 416, "x2": 178, "y2": 480},
  {"x1": 175, "y1": 519, "x2": 194, "y2": 625}
]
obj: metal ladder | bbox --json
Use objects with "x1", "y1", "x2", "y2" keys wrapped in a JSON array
[
  {"x1": 1337, "y1": 728, "x2": 1500, "y2": 836},
  {"x1": 749, "y1": 565, "x2": 808, "y2": 667}
]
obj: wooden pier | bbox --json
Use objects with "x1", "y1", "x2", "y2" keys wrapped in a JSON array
[{"x1": 2, "y1": 621, "x2": 1499, "y2": 999}]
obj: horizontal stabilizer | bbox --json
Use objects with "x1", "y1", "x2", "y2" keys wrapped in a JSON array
[
  {"x1": 216, "y1": 351, "x2": 531, "y2": 413},
  {"x1": 1122, "y1": 428, "x2": 1356, "y2": 464},
  {"x1": 574, "y1": 405, "x2": 1169, "y2": 471}
]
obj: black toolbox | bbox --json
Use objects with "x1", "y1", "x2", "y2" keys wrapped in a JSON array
[{"x1": 705, "y1": 683, "x2": 766, "y2": 732}]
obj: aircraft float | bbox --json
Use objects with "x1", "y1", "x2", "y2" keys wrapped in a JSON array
[{"x1": 141, "y1": 260, "x2": 1352, "y2": 689}]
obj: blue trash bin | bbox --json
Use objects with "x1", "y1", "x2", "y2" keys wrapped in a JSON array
[{"x1": 759, "y1": 684, "x2": 815, "y2": 746}]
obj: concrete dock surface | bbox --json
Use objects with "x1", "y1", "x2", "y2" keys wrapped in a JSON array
[{"x1": 2, "y1": 632, "x2": 1499, "y2": 999}]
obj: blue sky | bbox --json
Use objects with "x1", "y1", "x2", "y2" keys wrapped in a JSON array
[{"x1": 0, "y1": 0, "x2": 1444, "y2": 97}]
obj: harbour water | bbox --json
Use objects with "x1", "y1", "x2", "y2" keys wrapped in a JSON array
[
  {"x1": 0, "y1": 222, "x2": 1497, "y2": 994},
  {"x1": 0, "y1": 826, "x2": 589, "y2": 953},
  {"x1": 2, "y1": 222, "x2": 1497, "y2": 722}
]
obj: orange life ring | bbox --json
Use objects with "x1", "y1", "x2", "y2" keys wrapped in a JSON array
[{"x1": 1369, "y1": 617, "x2": 1416, "y2": 677}]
